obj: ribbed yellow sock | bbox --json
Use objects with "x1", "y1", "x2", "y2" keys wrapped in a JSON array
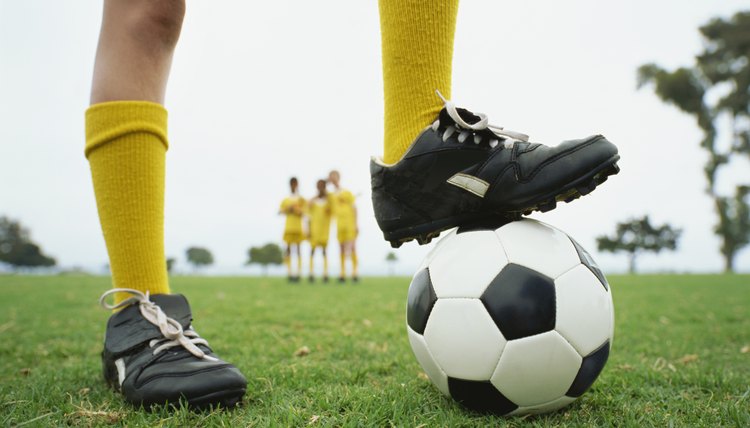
[
  {"x1": 85, "y1": 101, "x2": 170, "y2": 303},
  {"x1": 323, "y1": 255, "x2": 328, "y2": 277},
  {"x1": 297, "y1": 253, "x2": 302, "y2": 277},
  {"x1": 351, "y1": 253, "x2": 359, "y2": 278},
  {"x1": 309, "y1": 254, "x2": 315, "y2": 277},
  {"x1": 379, "y1": 0, "x2": 459, "y2": 164}
]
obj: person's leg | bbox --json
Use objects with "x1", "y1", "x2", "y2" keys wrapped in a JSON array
[
  {"x1": 309, "y1": 246, "x2": 316, "y2": 281},
  {"x1": 322, "y1": 247, "x2": 329, "y2": 281},
  {"x1": 87, "y1": 0, "x2": 185, "y2": 303},
  {"x1": 91, "y1": 0, "x2": 184, "y2": 104},
  {"x1": 89, "y1": 0, "x2": 246, "y2": 409},
  {"x1": 338, "y1": 242, "x2": 347, "y2": 282},
  {"x1": 350, "y1": 241, "x2": 359, "y2": 281},
  {"x1": 284, "y1": 244, "x2": 292, "y2": 280},
  {"x1": 372, "y1": 0, "x2": 620, "y2": 247},
  {"x1": 295, "y1": 242, "x2": 303, "y2": 280},
  {"x1": 378, "y1": 0, "x2": 458, "y2": 164}
]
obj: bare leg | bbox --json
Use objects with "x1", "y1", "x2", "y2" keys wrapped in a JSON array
[{"x1": 91, "y1": 0, "x2": 185, "y2": 104}]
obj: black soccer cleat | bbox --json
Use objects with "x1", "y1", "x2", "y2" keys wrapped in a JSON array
[
  {"x1": 371, "y1": 92, "x2": 620, "y2": 247},
  {"x1": 99, "y1": 289, "x2": 247, "y2": 409}
]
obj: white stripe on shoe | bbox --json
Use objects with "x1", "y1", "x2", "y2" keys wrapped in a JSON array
[{"x1": 447, "y1": 173, "x2": 489, "y2": 198}]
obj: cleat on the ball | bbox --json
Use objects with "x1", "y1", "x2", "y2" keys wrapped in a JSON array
[{"x1": 371, "y1": 93, "x2": 620, "y2": 246}]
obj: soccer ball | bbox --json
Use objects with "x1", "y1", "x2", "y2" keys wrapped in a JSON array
[{"x1": 406, "y1": 218, "x2": 613, "y2": 415}]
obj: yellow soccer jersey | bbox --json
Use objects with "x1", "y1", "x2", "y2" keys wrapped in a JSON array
[
  {"x1": 308, "y1": 195, "x2": 332, "y2": 246},
  {"x1": 331, "y1": 189, "x2": 357, "y2": 242},
  {"x1": 280, "y1": 195, "x2": 305, "y2": 236}
]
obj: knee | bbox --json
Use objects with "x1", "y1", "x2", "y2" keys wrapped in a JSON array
[{"x1": 124, "y1": 0, "x2": 186, "y2": 48}]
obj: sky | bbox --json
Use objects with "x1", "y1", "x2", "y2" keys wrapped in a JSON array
[{"x1": 1, "y1": 0, "x2": 749, "y2": 276}]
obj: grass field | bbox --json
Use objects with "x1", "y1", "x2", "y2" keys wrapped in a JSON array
[{"x1": 0, "y1": 274, "x2": 748, "y2": 427}]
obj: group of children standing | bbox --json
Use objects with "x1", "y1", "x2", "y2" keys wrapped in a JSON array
[{"x1": 279, "y1": 170, "x2": 358, "y2": 283}]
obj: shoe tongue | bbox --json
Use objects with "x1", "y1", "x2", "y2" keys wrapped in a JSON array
[
  {"x1": 150, "y1": 294, "x2": 193, "y2": 327},
  {"x1": 439, "y1": 106, "x2": 483, "y2": 127},
  {"x1": 104, "y1": 294, "x2": 193, "y2": 355}
]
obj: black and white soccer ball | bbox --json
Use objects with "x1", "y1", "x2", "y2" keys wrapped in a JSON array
[{"x1": 406, "y1": 218, "x2": 614, "y2": 415}]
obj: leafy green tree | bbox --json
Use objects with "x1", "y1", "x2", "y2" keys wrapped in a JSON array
[
  {"x1": 246, "y1": 243, "x2": 283, "y2": 275},
  {"x1": 186, "y1": 247, "x2": 213, "y2": 270},
  {"x1": 637, "y1": 11, "x2": 750, "y2": 272},
  {"x1": 597, "y1": 216, "x2": 681, "y2": 274},
  {"x1": 385, "y1": 252, "x2": 398, "y2": 276},
  {"x1": 0, "y1": 216, "x2": 56, "y2": 270}
]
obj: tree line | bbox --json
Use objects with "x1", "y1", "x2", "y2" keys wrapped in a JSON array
[
  {"x1": 0, "y1": 216, "x2": 55, "y2": 270},
  {"x1": 172, "y1": 243, "x2": 284, "y2": 274}
]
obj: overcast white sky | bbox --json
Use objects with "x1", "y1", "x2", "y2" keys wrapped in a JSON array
[{"x1": 1, "y1": 1, "x2": 749, "y2": 276}]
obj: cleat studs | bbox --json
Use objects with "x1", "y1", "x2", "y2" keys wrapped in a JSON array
[
  {"x1": 390, "y1": 241, "x2": 403, "y2": 249},
  {"x1": 577, "y1": 181, "x2": 596, "y2": 195},
  {"x1": 538, "y1": 200, "x2": 557, "y2": 212}
]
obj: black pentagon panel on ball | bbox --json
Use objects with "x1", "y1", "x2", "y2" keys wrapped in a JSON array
[
  {"x1": 448, "y1": 377, "x2": 518, "y2": 415},
  {"x1": 406, "y1": 268, "x2": 437, "y2": 335},
  {"x1": 481, "y1": 264, "x2": 556, "y2": 340},
  {"x1": 569, "y1": 237, "x2": 608, "y2": 291},
  {"x1": 566, "y1": 340, "x2": 610, "y2": 397}
]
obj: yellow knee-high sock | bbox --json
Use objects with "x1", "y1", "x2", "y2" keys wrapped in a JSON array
[
  {"x1": 309, "y1": 254, "x2": 315, "y2": 277},
  {"x1": 85, "y1": 101, "x2": 170, "y2": 302},
  {"x1": 297, "y1": 253, "x2": 303, "y2": 277},
  {"x1": 323, "y1": 254, "x2": 328, "y2": 277},
  {"x1": 284, "y1": 254, "x2": 291, "y2": 277},
  {"x1": 379, "y1": 0, "x2": 459, "y2": 164},
  {"x1": 351, "y1": 253, "x2": 359, "y2": 278}
]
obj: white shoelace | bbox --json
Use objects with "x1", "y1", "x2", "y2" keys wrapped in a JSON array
[
  {"x1": 100, "y1": 288, "x2": 218, "y2": 361},
  {"x1": 433, "y1": 90, "x2": 530, "y2": 148}
]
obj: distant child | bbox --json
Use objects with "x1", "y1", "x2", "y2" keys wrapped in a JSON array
[
  {"x1": 307, "y1": 179, "x2": 332, "y2": 282},
  {"x1": 328, "y1": 170, "x2": 358, "y2": 283},
  {"x1": 279, "y1": 177, "x2": 306, "y2": 282}
]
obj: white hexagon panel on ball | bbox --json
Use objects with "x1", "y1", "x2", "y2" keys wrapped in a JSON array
[
  {"x1": 495, "y1": 219, "x2": 580, "y2": 279},
  {"x1": 423, "y1": 299, "x2": 507, "y2": 380},
  {"x1": 555, "y1": 264, "x2": 614, "y2": 357},
  {"x1": 406, "y1": 326, "x2": 450, "y2": 396},
  {"x1": 428, "y1": 230, "x2": 508, "y2": 299},
  {"x1": 491, "y1": 330, "x2": 582, "y2": 406},
  {"x1": 509, "y1": 396, "x2": 577, "y2": 416},
  {"x1": 417, "y1": 229, "x2": 457, "y2": 272}
]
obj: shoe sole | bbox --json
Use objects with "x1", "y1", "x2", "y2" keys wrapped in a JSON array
[
  {"x1": 105, "y1": 365, "x2": 246, "y2": 410},
  {"x1": 137, "y1": 388, "x2": 246, "y2": 410},
  {"x1": 384, "y1": 155, "x2": 620, "y2": 247},
  {"x1": 184, "y1": 388, "x2": 246, "y2": 410}
]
